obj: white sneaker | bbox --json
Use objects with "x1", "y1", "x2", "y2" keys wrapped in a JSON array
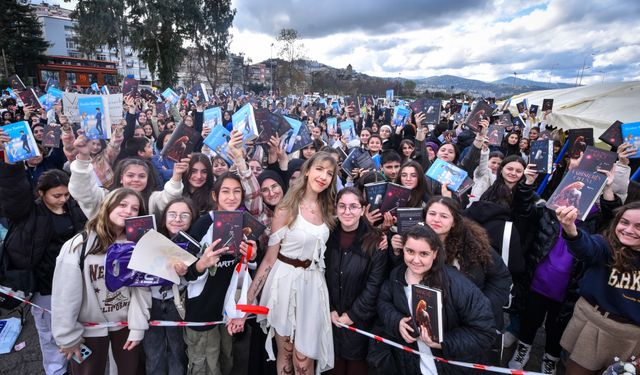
[
  {"x1": 508, "y1": 342, "x2": 532, "y2": 370},
  {"x1": 541, "y1": 353, "x2": 559, "y2": 375},
  {"x1": 503, "y1": 331, "x2": 518, "y2": 348}
]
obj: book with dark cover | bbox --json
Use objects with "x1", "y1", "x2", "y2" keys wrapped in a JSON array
[
  {"x1": 155, "y1": 102, "x2": 167, "y2": 116},
  {"x1": 281, "y1": 116, "x2": 302, "y2": 154},
  {"x1": 161, "y1": 122, "x2": 200, "y2": 162},
  {"x1": 497, "y1": 113, "x2": 512, "y2": 127},
  {"x1": 512, "y1": 115, "x2": 525, "y2": 129},
  {"x1": 339, "y1": 119, "x2": 358, "y2": 143},
  {"x1": 125, "y1": 215, "x2": 156, "y2": 242},
  {"x1": 1, "y1": 121, "x2": 40, "y2": 163},
  {"x1": 42, "y1": 123, "x2": 62, "y2": 148},
  {"x1": 379, "y1": 183, "x2": 412, "y2": 213},
  {"x1": 530, "y1": 140, "x2": 554, "y2": 173},
  {"x1": 487, "y1": 125, "x2": 506, "y2": 146},
  {"x1": 516, "y1": 101, "x2": 526, "y2": 114},
  {"x1": 454, "y1": 176, "x2": 475, "y2": 197},
  {"x1": 567, "y1": 128, "x2": 594, "y2": 158},
  {"x1": 8, "y1": 74, "x2": 26, "y2": 90},
  {"x1": 397, "y1": 208, "x2": 424, "y2": 235},
  {"x1": 232, "y1": 103, "x2": 259, "y2": 143},
  {"x1": 621, "y1": 122, "x2": 640, "y2": 158},
  {"x1": 465, "y1": 100, "x2": 492, "y2": 132},
  {"x1": 344, "y1": 96, "x2": 360, "y2": 116},
  {"x1": 599, "y1": 120, "x2": 623, "y2": 148},
  {"x1": 355, "y1": 149, "x2": 376, "y2": 171},
  {"x1": 545, "y1": 169, "x2": 607, "y2": 221},
  {"x1": 140, "y1": 88, "x2": 158, "y2": 102},
  {"x1": 188, "y1": 82, "x2": 209, "y2": 104},
  {"x1": 290, "y1": 122, "x2": 314, "y2": 154},
  {"x1": 578, "y1": 146, "x2": 617, "y2": 172},
  {"x1": 254, "y1": 108, "x2": 291, "y2": 146},
  {"x1": 542, "y1": 98, "x2": 554, "y2": 112},
  {"x1": 341, "y1": 148, "x2": 358, "y2": 175},
  {"x1": 172, "y1": 230, "x2": 202, "y2": 256},
  {"x1": 18, "y1": 88, "x2": 43, "y2": 109},
  {"x1": 242, "y1": 211, "x2": 267, "y2": 243},
  {"x1": 203, "y1": 125, "x2": 233, "y2": 164},
  {"x1": 364, "y1": 182, "x2": 388, "y2": 211},
  {"x1": 411, "y1": 284, "x2": 443, "y2": 343},
  {"x1": 335, "y1": 146, "x2": 348, "y2": 163},
  {"x1": 212, "y1": 211, "x2": 243, "y2": 258},
  {"x1": 529, "y1": 104, "x2": 539, "y2": 117},
  {"x1": 425, "y1": 158, "x2": 469, "y2": 191},
  {"x1": 122, "y1": 77, "x2": 139, "y2": 96}
]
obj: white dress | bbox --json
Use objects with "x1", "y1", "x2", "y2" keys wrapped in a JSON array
[{"x1": 258, "y1": 210, "x2": 334, "y2": 373}]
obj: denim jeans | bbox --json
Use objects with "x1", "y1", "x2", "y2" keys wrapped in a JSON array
[
  {"x1": 31, "y1": 293, "x2": 68, "y2": 375},
  {"x1": 143, "y1": 298, "x2": 187, "y2": 375}
]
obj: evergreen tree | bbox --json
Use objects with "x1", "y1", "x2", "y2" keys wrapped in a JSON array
[{"x1": 0, "y1": 1, "x2": 49, "y2": 81}]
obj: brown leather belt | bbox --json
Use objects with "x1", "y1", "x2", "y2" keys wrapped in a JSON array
[
  {"x1": 277, "y1": 253, "x2": 312, "y2": 269},
  {"x1": 583, "y1": 296, "x2": 637, "y2": 326}
]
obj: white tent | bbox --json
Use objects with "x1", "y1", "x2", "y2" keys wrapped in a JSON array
[{"x1": 505, "y1": 81, "x2": 640, "y2": 139}]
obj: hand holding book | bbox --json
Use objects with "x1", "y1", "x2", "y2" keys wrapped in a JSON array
[
  {"x1": 555, "y1": 206, "x2": 579, "y2": 238},
  {"x1": 617, "y1": 142, "x2": 636, "y2": 166},
  {"x1": 524, "y1": 164, "x2": 539, "y2": 185}
]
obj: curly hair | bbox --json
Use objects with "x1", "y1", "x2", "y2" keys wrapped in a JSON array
[
  {"x1": 425, "y1": 197, "x2": 493, "y2": 272},
  {"x1": 605, "y1": 201, "x2": 640, "y2": 274}
]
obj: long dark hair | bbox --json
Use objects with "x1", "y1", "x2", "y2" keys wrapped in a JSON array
[
  {"x1": 403, "y1": 225, "x2": 447, "y2": 297},
  {"x1": 425, "y1": 197, "x2": 493, "y2": 272},
  {"x1": 336, "y1": 187, "x2": 382, "y2": 256},
  {"x1": 397, "y1": 160, "x2": 431, "y2": 207},
  {"x1": 212, "y1": 172, "x2": 245, "y2": 210},
  {"x1": 112, "y1": 158, "x2": 157, "y2": 208},
  {"x1": 605, "y1": 201, "x2": 640, "y2": 273},
  {"x1": 479, "y1": 155, "x2": 527, "y2": 209},
  {"x1": 182, "y1": 153, "x2": 214, "y2": 215},
  {"x1": 36, "y1": 169, "x2": 69, "y2": 194}
]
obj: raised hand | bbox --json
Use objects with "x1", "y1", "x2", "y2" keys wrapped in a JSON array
[{"x1": 555, "y1": 206, "x2": 579, "y2": 237}]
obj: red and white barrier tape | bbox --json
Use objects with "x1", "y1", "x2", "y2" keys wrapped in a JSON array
[{"x1": 336, "y1": 322, "x2": 544, "y2": 375}]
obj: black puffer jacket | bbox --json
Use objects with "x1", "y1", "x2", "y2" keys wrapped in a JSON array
[
  {"x1": 369, "y1": 264, "x2": 495, "y2": 375},
  {"x1": 511, "y1": 181, "x2": 621, "y2": 319},
  {"x1": 0, "y1": 161, "x2": 87, "y2": 295},
  {"x1": 325, "y1": 218, "x2": 388, "y2": 360}
]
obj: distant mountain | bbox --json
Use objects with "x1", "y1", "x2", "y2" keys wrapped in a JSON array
[{"x1": 490, "y1": 77, "x2": 573, "y2": 89}]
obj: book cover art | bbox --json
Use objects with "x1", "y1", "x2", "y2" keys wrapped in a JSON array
[
  {"x1": 140, "y1": 88, "x2": 158, "y2": 103},
  {"x1": 254, "y1": 108, "x2": 291, "y2": 146},
  {"x1": 8, "y1": 74, "x2": 25, "y2": 90},
  {"x1": 500, "y1": 98, "x2": 512, "y2": 112},
  {"x1": 212, "y1": 211, "x2": 243, "y2": 258},
  {"x1": 497, "y1": 113, "x2": 512, "y2": 127},
  {"x1": 542, "y1": 98, "x2": 554, "y2": 112},
  {"x1": 339, "y1": 119, "x2": 357, "y2": 143},
  {"x1": 529, "y1": 104, "x2": 539, "y2": 117},
  {"x1": 42, "y1": 123, "x2": 62, "y2": 148},
  {"x1": 161, "y1": 122, "x2": 200, "y2": 162},
  {"x1": 621, "y1": 122, "x2": 640, "y2": 158},
  {"x1": 281, "y1": 116, "x2": 303, "y2": 153},
  {"x1": 465, "y1": 100, "x2": 492, "y2": 132},
  {"x1": 203, "y1": 107, "x2": 223, "y2": 130},
  {"x1": 155, "y1": 102, "x2": 167, "y2": 116},
  {"x1": 188, "y1": 82, "x2": 209, "y2": 104},
  {"x1": 242, "y1": 211, "x2": 267, "y2": 243},
  {"x1": 392, "y1": 106, "x2": 411, "y2": 128},
  {"x1": 18, "y1": 88, "x2": 43, "y2": 110},
  {"x1": 331, "y1": 101, "x2": 340, "y2": 114},
  {"x1": 396, "y1": 208, "x2": 424, "y2": 235},
  {"x1": 172, "y1": 230, "x2": 202, "y2": 256},
  {"x1": 379, "y1": 183, "x2": 412, "y2": 213},
  {"x1": 101, "y1": 85, "x2": 110, "y2": 95},
  {"x1": 516, "y1": 101, "x2": 526, "y2": 114},
  {"x1": 599, "y1": 120, "x2": 623, "y2": 148},
  {"x1": 545, "y1": 169, "x2": 607, "y2": 221},
  {"x1": 410, "y1": 99, "x2": 441, "y2": 125},
  {"x1": 125, "y1": 215, "x2": 156, "y2": 242},
  {"x1": 567, "y1": 128, "x2": 594, "y2": 158},
  {"x1": 232, "y1": 103, "x2": 259, "y2": 143},
  {"x1": 355, "y1": 149, "x2": 376, "y2": 171},
  {"x1": 1, "y1": 121, "x2": 40, "y2": 163},
  {"x1": 425, "y1": 158, "x2": 469, "y2": 191},
  {"x1": 161, "y1": 88, "x2": 180, "y2": 105},
  {"x1": 386, "y1": 89, "x2": 394, "y2": 102},
  {"x1": 203, "y1": 125, "x2": 233, "y2": 164},
  {"x1": 344, "y1": 96, "x2": 360, "y2": 116},
  {"x1": 341, "y1": 148, "x2": 359, "y2": 176},
  {"x1": 290, "y1": 122, "x2": 314, "y2": 154},
  {"x1": 530, "y1": 140, "x2": 554, "y2": 174},
  {"x1": 455, "y1": 176, "x2": 475, "y2": 197},
  {"x1": 78, "y1": 96, "x2": 108, "y2": 140},
  {"x1": 578, "y1": 146, "x2": 617, "y2": 172},
  {"x1": 365, "y1": 182, "x2": 388, "y2": 211},
  {"x1": 335, "y1": 146, "x2": 348, "y2": 164},
  {"x1": 459, "y1": 103, "x2": 469, "y2": 117},
  {"x1": 326, "y1": 117, "x2": 338, "y2": 134},
  {"x1": 411, "y1": 284, "x2": 443, "y2": 343},
  {"x1": 122, "y1": 78, "x2": 139, "y2": 97},
  {"x1": 512, "y1": 115, "x2": 525, "y2": 129},
  {"x1": 487, "y1": 125, "x2": 506, "y2": 146}
]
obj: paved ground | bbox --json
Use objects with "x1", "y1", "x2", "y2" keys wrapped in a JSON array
[{"x1": 1, "y1": 307, "x2": 562, "y2": 375}]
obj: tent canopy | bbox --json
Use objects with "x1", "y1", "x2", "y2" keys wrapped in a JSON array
[{"x1": 505, "y1": 81, "x2": 640, "y2": 139}]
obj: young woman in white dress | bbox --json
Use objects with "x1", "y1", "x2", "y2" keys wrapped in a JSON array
[{"x1": 231, "y1": 151, "x2": 338, "y2": 374}]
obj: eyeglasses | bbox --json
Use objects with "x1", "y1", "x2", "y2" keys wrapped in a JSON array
[
  {"x1": 260, "y1": 184, "x2": 282, "y2": 194},
  {"x1": 337, "y1": 204, "x2": 362, "y2": 213},
  {"x1": 167, "y1": 212, "x2": 191, "y2": 221}
]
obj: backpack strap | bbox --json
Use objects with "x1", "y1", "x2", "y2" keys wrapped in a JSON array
[
  {"x1": 501, "y1": 221, "x2": 512, "y2": 267},
  {"x1": 78, "y1": 231, "x2": 88, "y2": 271}
]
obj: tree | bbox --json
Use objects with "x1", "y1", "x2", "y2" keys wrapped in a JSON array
[
  {"x1": 403, "y1": 80, "x2": 417, "y2": 96},
  {"x1": 276, "y1": 28, "x2": 306, "y2": 94},
  {"x1": 0, "y1": 2, "x2": 49, "y2": 81},
  {"x1": 183, "y1": 0, "x2": 236, "y2": 92}
]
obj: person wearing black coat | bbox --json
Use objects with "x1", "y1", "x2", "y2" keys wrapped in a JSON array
[
  {"x1": 325, "y1": 188, "x2": 388, "y2": 375},
  {"x1": 369, "y1": 225, "x2": 495, "y2": 375},
  {"x1": 0, "y1": 158, "x2": 87, "y2": 375}
]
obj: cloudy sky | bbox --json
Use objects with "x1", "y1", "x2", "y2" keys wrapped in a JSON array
[{"x1": 40, "y1": 0, "x2": 640, "y2": 85}]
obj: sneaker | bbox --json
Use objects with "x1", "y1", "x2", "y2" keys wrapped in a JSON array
[
  {"x1": 508, "y1": 342, "x2": 532, "y2": 370},
  {"x1": 541, "y1": 353, "x2": 559, "y2": 375},
  {"x1": 503, "y1": 331, "x2": 518, "y2": 348}
]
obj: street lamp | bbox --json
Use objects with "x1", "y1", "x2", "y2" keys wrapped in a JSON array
[
  {"x1": 578, "y1": 66, "x2": 591, "y2": 86},
  {"x1": 597, "y1": 70, "x2": 606, "y2": 83},
  {"x1": 548, "y1": 63, "x2": 559, "y2": 87},
  {"x1": 270, "y1": 43, "x2": 274, "y2": 95}
]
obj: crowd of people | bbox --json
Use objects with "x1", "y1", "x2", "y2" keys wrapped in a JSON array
[{"x1": 0, "y1": 87, "x2": 638, "y2": 375}]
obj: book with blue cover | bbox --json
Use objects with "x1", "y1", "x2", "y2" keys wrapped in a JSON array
[
  {"x1": 162, "y1": 87, "x2": 180, "y2": 105},
  {"x1": 425, "y1": 158, "x2": 468, "y2": 191},
  {"x1": 530, "y1": 140, "x2": 554, "y2": 173},
  {"x1": 78, "y1": 96, "x2": 108, "y2": 140},
  {"x1": 1, "y1": 121, "x2": 40, "y2": 163},
  {"x1": 326, "y1": 117, "x2": 338, "y2": 134},
  {"x1": 291, "y1": 122, "x2": 314, "y2": 154},
  {"x1": 386, "y1": 89, "x2": 394, "y2": 102},
  {"x1": 621, "y1": 122, "x2": 640, "y2": 158},
  {"x1": 232, "y1": 103, "x2": 259, "y2": 143},
  {"x1": 203, "y1": 107, "x2": 223, "y2": 130},
  {"x1": 188, "y1": 82, "x2": 209, "y2": 104},
  {"x1": 364, "y1": 181, "x2": 388, "y2": 211},
  {"x1": 203, "y1": 125, "x2": 233, "y2": 164},
  {"x1": 101, "y1": 85, "x2": 110, "y2": 95},
  {"x1": 392, "y1": 106, "x2": 411, "y2": 128},
  {"x1": 339, "y1": 119, "x2": 357, "y2": 143},
  {"x1": 281, "y1": 116, "x2": 303, "y2": 153},
  {"x1": 91, "y1": 82, "x2": 100, "y2": 93}
]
